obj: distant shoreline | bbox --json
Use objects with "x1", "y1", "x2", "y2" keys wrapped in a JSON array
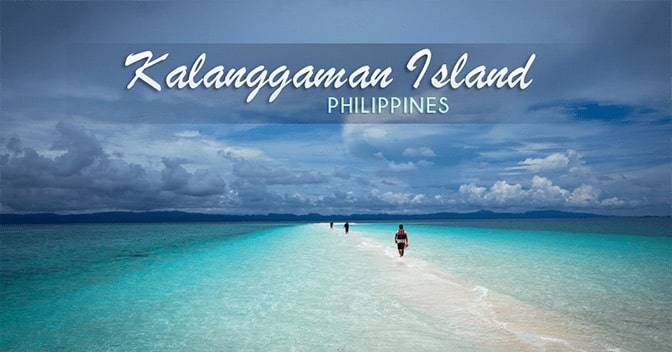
[{"x1": 1, "y1": 210, "x2": 667, "y2": 225}]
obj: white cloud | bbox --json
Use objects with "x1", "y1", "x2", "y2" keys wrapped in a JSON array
[
  {"x1": 362, "y1": 126, "x2": 389, "y2": 140},
  {"x1": 567, "y1": 184, "x2": 600, "y2": 207},
  {"x1": 459, "y1": 175, "x2": 627, "y2": 210},
  {"x1": 485, "y1": 180, "x2": 525, "y2": 204},
  {"x1": 601, "y1": 197, "x2": 626, "y2": 207},
  {"x1": 387, "y1": 161, "x2": 417, "y2": 172},
  {"x1": 373, "y1": 190, "x2": 426, "y2": 205},
  {"x1": 175, "y1": 130, "x2": 201, "y2": 138},
  {"x1": 403, "y1": 147, "x2": 436, "y2": 158},
  {"x1": 459, "y1": 184, "x2": 487, "y2": 199},
  {"x1": 528, "y1": 175, "x2": 569, "y2": 205},
  {"x1": 218, "y1": 146, "x2": 265, "y2": 161},
  {"x1": 374, "y1": 152, "x2": 415, "y2": 172},
  {"x1": 508, "y1": 151, "x2": 574, "y2": 173}
]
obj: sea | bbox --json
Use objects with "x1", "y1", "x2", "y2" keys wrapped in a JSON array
[{"x1": 1, "y1": 218, "x2": 670, "y2": 351}]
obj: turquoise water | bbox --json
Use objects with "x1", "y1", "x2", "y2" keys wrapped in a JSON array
[{"x1": 1, "y1": 219, "x2": 670, "y2": 351}]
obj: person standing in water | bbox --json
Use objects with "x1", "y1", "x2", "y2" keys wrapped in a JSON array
[
  {"x1": 394, "y1": 224, "x2": 409, "y2": 257},
  {"x1": 344, "y1": 221, "x2": 350, "y2": 234}
]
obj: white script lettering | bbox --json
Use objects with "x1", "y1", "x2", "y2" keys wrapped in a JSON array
[
  {"x1": 124, "y1": 51, "x2": 393, "y2": 103},
  {"x1": 125, "y1": 51, "x2": 169, "y2": 91},
  {"x1": 407, "y1": 49, "x2": 535, "y2": 90}
]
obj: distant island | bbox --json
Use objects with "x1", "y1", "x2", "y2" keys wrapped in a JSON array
[{"x1": 0, "y1": 210, "x2": 615, "y2": 225}]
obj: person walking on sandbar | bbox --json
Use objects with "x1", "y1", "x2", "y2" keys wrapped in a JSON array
[
  {"x1": 394, "y1": 224, "x2": 409, "y2": 257},
  {"x1": 344, "y1": 221, "x2": 350, "y2": 234}
]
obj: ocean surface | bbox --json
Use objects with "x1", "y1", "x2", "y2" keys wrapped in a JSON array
[{"x1": 1, "y1": 218, "x2": 670, "y2": 351}]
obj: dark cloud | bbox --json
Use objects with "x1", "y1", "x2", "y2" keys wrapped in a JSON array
[
  {"x1": 50, "y1": 121, "x2": 105, "y2": 177},
  {"x1": 0, "y1": 122, "x2": 227, "y2": 212},
  {"x1": 161, "y1": 157, "x2": 226, "y2": 197}
]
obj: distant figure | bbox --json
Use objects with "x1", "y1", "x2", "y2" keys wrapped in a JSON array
[
  {"x1": 394, "y1": 224, "x2": 409, "y2": 257},
  {"x1": 330, "y1": 222, "x2": 334, "y2": 229},
  {"x1": 344, "y1": 221, "x2": 350, "y2": 234}
]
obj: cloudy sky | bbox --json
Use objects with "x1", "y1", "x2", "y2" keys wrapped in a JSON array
[{"x1": 1, "y1": 1, "x2": 670, "y2": 216}]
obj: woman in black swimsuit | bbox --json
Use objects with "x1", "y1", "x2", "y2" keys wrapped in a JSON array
[{"x1": 394, "y1": 224, "x2": 409, "y2": 257}]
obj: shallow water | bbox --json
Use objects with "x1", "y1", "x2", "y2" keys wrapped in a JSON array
[{"x1": 1, "y1": 219, "x2": 670, "y2": 351}]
